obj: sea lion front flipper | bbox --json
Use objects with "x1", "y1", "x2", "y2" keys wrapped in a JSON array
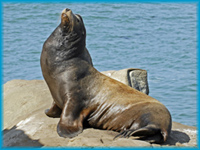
[
  {"x1": 57, "y1": 118, "x2": 83, "y2": 138},
  {"x1": 45, "y1": 102, "x2": 62, "y2": 118},
  {"x1": 57, "y1": 100, "x2": 91, "y2": 138}
]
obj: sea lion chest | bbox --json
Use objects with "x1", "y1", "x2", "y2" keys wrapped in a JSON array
[{"x1": 41, "y1": 45, "x2": 91, "y2": 109}]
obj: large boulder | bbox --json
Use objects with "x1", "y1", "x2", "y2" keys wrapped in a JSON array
[
  {"x1": 102, "y1": 68, "x2": 149, "y2": 95},
  {"x1": 3, "y1": 75, "x2": 197, "y2": 147}
]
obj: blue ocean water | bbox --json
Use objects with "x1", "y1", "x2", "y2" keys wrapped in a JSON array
[{"x1": 3, "y1": 3, "x2": 197, "y2": 126}]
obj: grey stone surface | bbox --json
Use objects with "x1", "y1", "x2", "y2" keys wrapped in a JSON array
[{"x1": 129, "y1": 69, "x2": 149, "y2": 95}]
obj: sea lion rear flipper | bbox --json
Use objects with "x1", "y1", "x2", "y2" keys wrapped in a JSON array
[{"x1": 114, "y1": 124, "x2": 167, "y2": 143}]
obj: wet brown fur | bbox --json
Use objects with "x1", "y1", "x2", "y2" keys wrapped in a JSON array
[{"x1": 41, "y1": 8, "x2": 172, "y2": 144}]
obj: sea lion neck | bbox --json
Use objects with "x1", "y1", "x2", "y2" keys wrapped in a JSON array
[
  {"x1": 47, "y1": 24, "x2": 86, "y2": 61},
  {"x1": 60, "y1": 22, "x2": 71, "y2": 34},
  {"x1": 59, "y1": 24, "x2": 80, "y2": 42}
]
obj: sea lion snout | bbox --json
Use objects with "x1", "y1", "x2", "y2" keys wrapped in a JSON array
[
  {"x1": 65, "y1": 8, "x2": 70, "y2": 12},
  {"x1": 61, "y1": 8, "x2": 74, "y2": 30},
  {"x1": 62, "y1": 8, "x2": 72, "y2": 16}
]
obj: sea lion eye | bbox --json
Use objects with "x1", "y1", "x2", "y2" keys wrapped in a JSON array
[{"x1": 77, "y1": 19, "x2": 80, "y2": 23}]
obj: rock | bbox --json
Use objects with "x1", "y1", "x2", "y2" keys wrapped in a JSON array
[
  {"x1": 3, "y1": 80, "x2": 51, "y2": 130},
  {"x1": 3, "y1": 79, "x2": 197, "y2": 147},
  {"x1": 102, "y1": 68, "x2": 149, "y2": 95},
  {"x1": 166, "y1": 122, "x2": 197, "y2": 147},
  {"x1": 67, "y1": 129, "x2": 151, "y2": 147},
  {"x1": 129, "y1": 69, "x2": 149, "y2": 95}
]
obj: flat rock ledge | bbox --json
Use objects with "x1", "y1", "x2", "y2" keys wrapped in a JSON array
[{"x1": 3, "y1": 79, "x2": 197, "y2": 147}]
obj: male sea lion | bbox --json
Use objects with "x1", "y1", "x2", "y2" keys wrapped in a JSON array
[{"x1": 40, "y1": 8, "x2": 172, "y2": 143}]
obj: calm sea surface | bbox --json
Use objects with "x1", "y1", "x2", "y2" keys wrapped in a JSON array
[{"x1": 3, "y1": 3, "x2": 197, "y2": 126}]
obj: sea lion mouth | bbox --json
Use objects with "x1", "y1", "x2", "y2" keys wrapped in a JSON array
[{"x1": 61, "y1": 8, "x2": 73, "y2": 31}]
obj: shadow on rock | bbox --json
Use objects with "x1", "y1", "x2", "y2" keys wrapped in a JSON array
[
  {"x1": 162, "y1": 130, "x2": 190, "y2": 145},
  {"x1": 3, "y1": 126, "x2": 43, "y2": 147}
]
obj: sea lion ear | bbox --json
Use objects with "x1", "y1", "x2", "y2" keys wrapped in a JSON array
[
  {"x1": 76, "y1": 14, "x2": 83, "y2": 23},
  {"x1": 75, "y1": 14, "x2": 85, "y2": 35}
]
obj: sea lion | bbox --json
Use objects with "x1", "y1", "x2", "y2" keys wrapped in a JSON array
[{"x1": 40, "y1": 8, "x2": 172, "y2": 143}]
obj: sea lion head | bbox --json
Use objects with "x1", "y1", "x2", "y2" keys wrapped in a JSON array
[{"x1": 61, "y1": 8, "x2": 86, "y2": 37}]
